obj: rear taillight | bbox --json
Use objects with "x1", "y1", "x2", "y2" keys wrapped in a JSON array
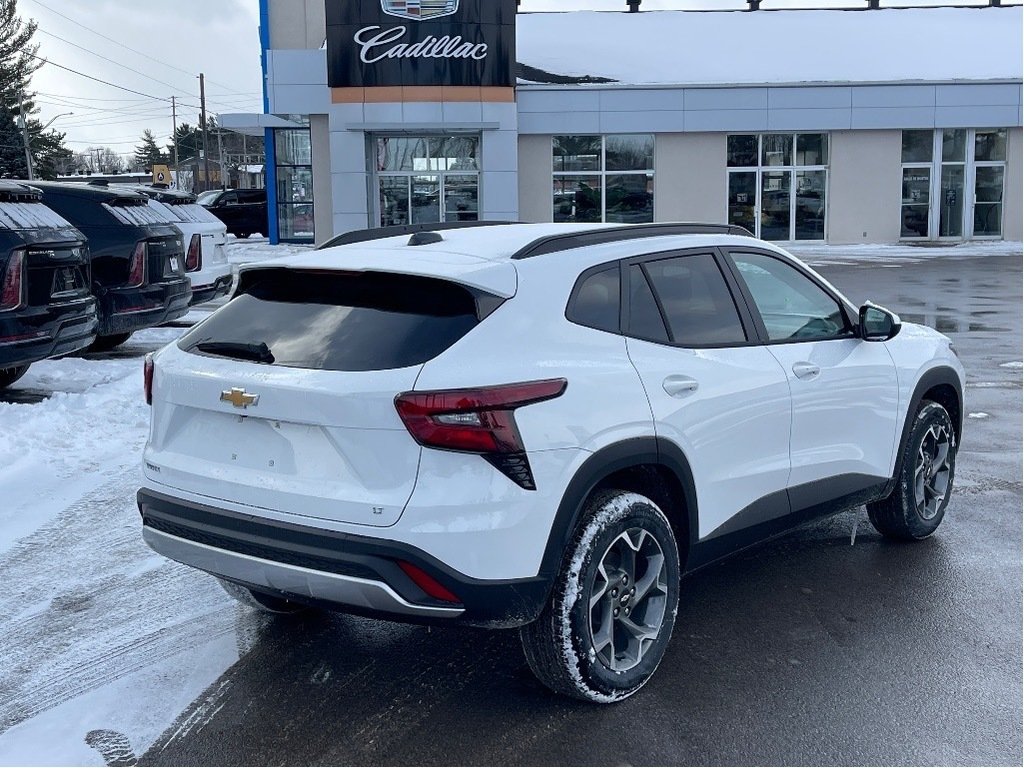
[
  {"x1": 144, "y1": 353, "x2": 154, "y2": 405},
  {"x1": 127, "y1": 241, "x2": 147, "y2": 287},
  {"x1": 0, "y1": 249, "x2": 25, "y2": 311},
  {"x1": 185, "y1": 234, "x2": 202, "y2": 272},
  {"x1": 394, "y1": 378, "x2": 567, "y2": 490}
]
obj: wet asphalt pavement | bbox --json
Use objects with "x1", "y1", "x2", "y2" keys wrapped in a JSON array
[{"x1": 134, "y1": 252, "x2": 1022, "y2": 767}]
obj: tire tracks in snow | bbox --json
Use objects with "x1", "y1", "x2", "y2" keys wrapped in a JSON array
[{"x1": 0, "y1": 468, "x2": 240, "y2": 735}]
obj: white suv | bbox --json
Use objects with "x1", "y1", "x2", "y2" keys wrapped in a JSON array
[
  {"x1": 140, "y1": 223, "x2": 964, "y2": 702},
  {"x1": 118, "y1": 185, "x2": 234, "y2": 305}
]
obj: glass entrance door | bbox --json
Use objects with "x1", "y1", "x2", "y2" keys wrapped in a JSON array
[{"x1": 375, "y1": 135, "x2": 480, "y2": 228}]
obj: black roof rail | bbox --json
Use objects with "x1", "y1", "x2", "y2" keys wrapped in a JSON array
[
  {"x1": 317, "y1": 220, "x2": 519, "y2": 250},
  {"x1": 510, "y1": 223, "x2": 754, "y2": 260}
]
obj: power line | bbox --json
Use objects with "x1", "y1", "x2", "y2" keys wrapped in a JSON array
[
  {"x1": 23, "y1": 50, "x2": 174, "y2": 103},
  {"x1": 35, "y1": 28, "x2": 198, "y2": 99},
  {"x1": 23, "y1": 0, "x2": 240, "y2": 93}
]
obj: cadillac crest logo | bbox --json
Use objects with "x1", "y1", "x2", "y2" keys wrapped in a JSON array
[{"x1": 381, "y1": 0, "x2": 459, "y2": 21}]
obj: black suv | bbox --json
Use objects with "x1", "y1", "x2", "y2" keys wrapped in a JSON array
[
  {"x1": 28, "y1": 182, "x2": 192, "y2": 350},
  {"x1": 0, "y1": 182, "x2": 98, "y2": 389},
  {"x1": 196, "y1": 188, "x2": 267, "y2": 239}
]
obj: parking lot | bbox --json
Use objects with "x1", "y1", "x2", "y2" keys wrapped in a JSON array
[{"x1": 0, "y1": 247, "x2": 1020, "y2": 766}]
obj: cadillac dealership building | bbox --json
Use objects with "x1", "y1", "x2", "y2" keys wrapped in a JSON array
[{"x1": 226, "y1": 1, "x2": 1023, "y2": 245}]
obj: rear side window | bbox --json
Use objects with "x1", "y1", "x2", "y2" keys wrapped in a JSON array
[
  {"x1": 567, "y1": 266, "x2": 620, "y2": 333},
  {"x1": 179, "y1": 270, "x2": 494, "y2": 372},
  {"x1": 627, "y1": 265, "x2": 670, "y2": 343},
  {"x1": 169, "y1": 203, "x2": 223, "y2": 224},
  {"x1": 643, "y1": 254, "x2": 747, "y2": 346}
]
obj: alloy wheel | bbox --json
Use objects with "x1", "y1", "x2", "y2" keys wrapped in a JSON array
[
  {"x1": 588, "y1": 527, "x2": 669, "y2": 673},
  {"x1": 915, "y1": 423, "x2": 952, "y2": 521}
]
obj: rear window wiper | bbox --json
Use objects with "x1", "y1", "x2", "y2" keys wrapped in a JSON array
[{"x1": 193, "y1": 341, "x2": 275, "y2": 363}]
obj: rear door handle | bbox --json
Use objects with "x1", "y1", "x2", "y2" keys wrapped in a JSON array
[
  {"x1": 663, "y1": 375, "x2": 699, "y2": 397},
  {"x1": 792, "y1": 362, "x2": 821, "y2": 380}
]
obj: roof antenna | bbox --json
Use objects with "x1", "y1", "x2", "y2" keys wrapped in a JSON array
[{"x1": 627, "y1": 0, "x2": 641, "y2": 11}]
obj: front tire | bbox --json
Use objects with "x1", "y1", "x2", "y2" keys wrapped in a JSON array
[
  {"x1": 867, "y1": 400, "x2": 957, "y2": 540},
  {"x1": 0, "y1": 365, "x2": 29, "y2": 390},
  {"x1": 218, "y1": 578, "x2": 310, "y2": 615},
  {"x1": 520, "y1": 490, "x2": 680, "y2": 703}
]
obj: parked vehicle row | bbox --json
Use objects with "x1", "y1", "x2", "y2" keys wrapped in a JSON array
[
  {"x1": 196, "y1": 188, "x2": 268, "y2": 240},
  {"x1": 0, "y1": 180, "x2": 234, "y2": 389}
]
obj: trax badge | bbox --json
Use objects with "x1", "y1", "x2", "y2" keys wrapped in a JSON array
[{"x1": 220, "y1": 388, "x2": 259, "y2": 409}]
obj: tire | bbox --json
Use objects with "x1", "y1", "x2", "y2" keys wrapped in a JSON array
[
  {"x1": 218, "y1": 578, "x2": 310, "y2": 615},
  {"x1": 520, "y1": 490, "x2": 681, "y2": 703},
  {"x1": 88, "y1": 333, "x2": 132, "y2": 352},
  {"x1": 867, "y1": 400, "x2": 957, "y2": 541},
  {"x1": 0, "y1": 365, "x2": 29, "y2": 390}
]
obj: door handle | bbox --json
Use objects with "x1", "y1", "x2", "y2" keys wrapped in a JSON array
[
  {"x1": 663, "y1": 375, "x2": 699, "y2": 397},
  {"x1": 792, "y1": 362, "x2": 821, "y2": 380}
]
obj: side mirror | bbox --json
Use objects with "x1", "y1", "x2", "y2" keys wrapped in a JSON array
[{"x1": 860, "y1": 302, "x2": 901, "y2": 341}]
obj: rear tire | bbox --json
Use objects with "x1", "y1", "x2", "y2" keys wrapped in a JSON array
[
  {"x1": 867, "y1": 400, "x2": 957, "y2": 540},
  {"x1": 218, "y1": 578, "x2": 310, "y2": 615},
  {"x1": 520, "y1": 490, "x2": 680, "y2": 703},
  {"x1": 88, "y1": 333, "x2": 132, "y2": 352},
  {"x1": 0, "y1": 365, "x2": 29, "y2": 390}
]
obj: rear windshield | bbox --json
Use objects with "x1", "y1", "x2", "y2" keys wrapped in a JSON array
[
  {"x1": 103, "y1": 200, "x2": 178, "y2": 226},
  {"x1": 0, "y1": 201, "x2": 75, "y2": 230},
  {"x1": 178, "y1": 270, "x2": 490, "y2": 372},
  {"x1": 165, "y1": 202, "x2": 223, "y2": 225}
]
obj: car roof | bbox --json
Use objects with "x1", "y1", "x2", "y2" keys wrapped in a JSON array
[
  {"x1": 24, "y1": 180, "x2": 150, "y2": 204},
  {"x1": 113, "y1": 184, "x2": 196, "y2": 203}
]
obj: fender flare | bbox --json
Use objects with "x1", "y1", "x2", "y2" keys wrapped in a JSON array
[
  {"x1": 888, "y1": 365, "x2": 963, "y2": 486},
  {"x1": 537, "y1": 437, "x2": 700, "y2": 584}
]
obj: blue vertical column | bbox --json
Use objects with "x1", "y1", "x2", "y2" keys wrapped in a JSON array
[{"x1": 259, "y1": 0, "x2": 279, "y2": 244}]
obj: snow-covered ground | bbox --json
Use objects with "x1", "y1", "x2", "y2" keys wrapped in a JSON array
[{"x1": 0, "y1": 239, "x2": 308, "y2": 766}]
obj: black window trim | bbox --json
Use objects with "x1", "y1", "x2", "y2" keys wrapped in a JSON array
[
  {"x1": 621, "y1": 247, "x2": 762, "y2": 351},
  {"x1": 720, "y1": 247, "x2": 860, "y2": 345}
]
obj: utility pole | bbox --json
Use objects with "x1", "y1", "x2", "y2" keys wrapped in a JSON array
[
  {"x1": 199, "y1": 73, "x2": 211, "y2": 192},
  {"x1": 171, "y1": 95, "x2": 179, "y2": 185},
  {"x1": 18, "y1": 90, "x2": 33, "y2": 180},
  {"x1": 216, "y1": 124, "x2": 225, "y2": 189}
]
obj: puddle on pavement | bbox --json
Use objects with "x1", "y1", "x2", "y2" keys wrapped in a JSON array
[{"x1": 899, "y1": 313, "x2": 1008, "y2": 334}]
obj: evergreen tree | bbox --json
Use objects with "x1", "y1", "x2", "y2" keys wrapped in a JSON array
[
  {"x1": 134, "y1": 129, "x2": 167, "y2": 170},
  {"x1": 0, "y1": 99, "x2": 26, "y2": 178}
]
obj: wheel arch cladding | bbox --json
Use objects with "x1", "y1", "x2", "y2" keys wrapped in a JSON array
[
  {"x1": 540, "y1": 437, "x2": 699, "y2": 585},
  {"x1": 913, "y1": 366, "x2": 964, "y2": 445}
]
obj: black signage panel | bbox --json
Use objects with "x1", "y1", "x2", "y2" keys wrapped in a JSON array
[{"x1": 326, "y1": 0, "x2": 517, "y2": 89}]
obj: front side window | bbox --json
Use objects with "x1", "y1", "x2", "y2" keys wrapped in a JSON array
[
  {"x1": 730, "y1": 252, "x2": 850, "y2": 342},
  {"x1": 553, "y1": 135, "x2": 654, "y2": 224},
  {"x1": 726, "y1": 133, "x2": 828, "y2": 241}
]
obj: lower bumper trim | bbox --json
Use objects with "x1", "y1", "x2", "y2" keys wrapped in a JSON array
[{"x1": 143, "y1": 526, "x2": 465, "y2": 619}]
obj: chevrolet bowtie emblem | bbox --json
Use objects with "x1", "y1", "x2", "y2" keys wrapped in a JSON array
[{"x1": 220, "y1": 387, "x2": 259, "y2": 409}]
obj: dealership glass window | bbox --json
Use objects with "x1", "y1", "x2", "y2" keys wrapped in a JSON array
[
  {"x1": 726, "y1": 133, "x2": 828, "y2": 241},
  {"x1": 274, "y1": 128, "x2": 314, "y2": 242},
  {"x1": 553, "y1": 135, "x2": 654, "y2": 223},
  {"x1": 375, "y1": 135, "x2": 480, "y2": 227},
  {"x1": 900, "y1": 128, "x2": 1007, "y2": 240}
]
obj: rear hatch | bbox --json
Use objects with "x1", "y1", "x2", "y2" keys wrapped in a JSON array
[
  {"x1": 103, "y1": 196, "x2": 186, "y2": 283},
  {"x1": 147, "y1": 266, "x2": 507, "y2": 527},
  {"x1": 161, "y1": 199, "x2": 229, "y2": 266},
  {"x1": 0, "y1": 197, "x2": 91, "y2": 307}
]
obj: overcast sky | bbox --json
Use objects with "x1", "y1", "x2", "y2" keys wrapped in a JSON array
[{"x1": 24, "y1": 0, "x2": 1019, "y2": 157}]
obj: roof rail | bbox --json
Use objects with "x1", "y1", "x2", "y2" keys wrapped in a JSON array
[
  {"x1": 317, "y1": 220, "x2": 518, "y2": 250},
  {"x1": 510, "y1": 223, "x2": 754, "y2": 260}
]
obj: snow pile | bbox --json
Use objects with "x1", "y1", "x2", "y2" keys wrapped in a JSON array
[
  {"x1": 517, "y1": 7, "x2": 1023, "y2": 85},
  {"x1": 787, "y1": 240, "x2": 1023, "y2": 267}
]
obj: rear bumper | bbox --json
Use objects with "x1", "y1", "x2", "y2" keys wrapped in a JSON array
[
  {"x1": 98, "y1": 278, "x2": 192, "y2": 336},
  {"x1": 0, "y1": 297, "x2": 98, "y2": 368},
  {"x1": 137, "y1": 488, "x2": 549, "y2": 627},
  {"x1": 188, "y1": 273, "x2": 232, "y2": 306}
]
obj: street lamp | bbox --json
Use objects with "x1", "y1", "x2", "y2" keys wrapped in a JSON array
[{"x1": 21, "y1": 111, "x2": 74, "y2": 181}]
